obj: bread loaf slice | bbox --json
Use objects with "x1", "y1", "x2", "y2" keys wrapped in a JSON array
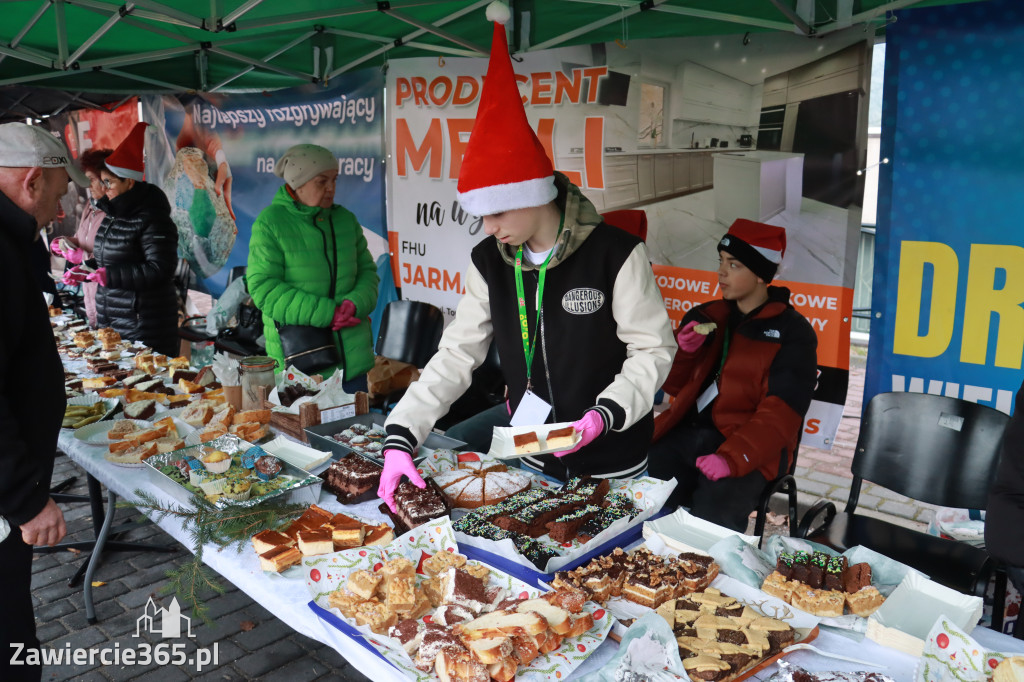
[{"x1": 516, "y1": 598, "x2": 571, "y2": 635}]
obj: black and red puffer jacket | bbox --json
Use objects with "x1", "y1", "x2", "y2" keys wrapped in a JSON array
[{"x1": 653, "y1": 286, "x2": 818, "y2": 481}]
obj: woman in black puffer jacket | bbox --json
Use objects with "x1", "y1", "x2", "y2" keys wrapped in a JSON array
[
  {"x1": 91, "y1": 181, "x2": 179, "y2": 355},
  {"x1": 66, "y1": 123, "x2": 180, "y2": 355}
]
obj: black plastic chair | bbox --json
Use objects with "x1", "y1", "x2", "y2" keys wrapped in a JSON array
[
  {"x1": 435, "y1": 340, "x2": 505, "y2": 431},
  {"x1": 798, "y1": 391, "x2": 1009, "y2": 630},
  {"x1": 752, "y1": 434, "x2": 801, "y2": 547},
  {"x1": 374, "y1": 300, "x2": 445, "y2": 411},
  {"x1": 375, "y1": 300, "x2": 444, "y2": 368}
]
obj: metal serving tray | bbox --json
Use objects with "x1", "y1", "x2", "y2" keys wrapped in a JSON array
[
  {"x1": 304, "y1": 413, "x2": 464, "y2": 464},
  {"x1": 144, "y1": 434, "x2": 323, "y2": 509}
]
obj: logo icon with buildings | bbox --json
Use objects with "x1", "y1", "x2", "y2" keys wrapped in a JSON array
[{"x1": 135, "y1": 597, "x2": 195, "y2": 639}]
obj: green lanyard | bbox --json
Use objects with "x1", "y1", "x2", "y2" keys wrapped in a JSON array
[
  {"x1": 715, "y1": 326, "x2": 732, "y2": 379},
  {"x1": 513, "y1": 219, "x2": 562, "y2": 390}
]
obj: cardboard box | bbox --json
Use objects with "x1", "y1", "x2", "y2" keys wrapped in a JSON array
[{"x1": 866, "y1": 571, "x2": 983, "y2": 656}]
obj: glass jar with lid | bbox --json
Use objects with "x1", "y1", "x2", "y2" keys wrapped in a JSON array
[{"x1": 239, "y1": 355, "x2": 277, "y2": 411}]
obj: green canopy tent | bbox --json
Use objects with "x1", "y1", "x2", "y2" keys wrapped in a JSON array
[{"x1": 0, "y1": 0, "x2": 974, "y2": 121}]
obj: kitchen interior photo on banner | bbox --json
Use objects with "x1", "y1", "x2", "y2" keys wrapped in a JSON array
[{"x1": 596, "y1": 29, "x2": 871, "y2": 291}]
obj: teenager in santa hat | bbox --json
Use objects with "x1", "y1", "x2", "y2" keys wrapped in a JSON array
[
  {"x1": 648, "y1": 219, "x2": 818, "y2": 531},
  {"x1": 378, "y1": 1, "x2": 676, "y2": 512},
  {"x1": 63, "y1": 121, "x2": 180, "y2": 355}
]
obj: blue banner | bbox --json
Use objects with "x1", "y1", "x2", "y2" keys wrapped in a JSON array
[
  {"x1": 143, "y1": 69, "x2": 388, "y2": 297},
  {"x1": 866, "y1": 0, "x2": 1024, "y2": 414}
]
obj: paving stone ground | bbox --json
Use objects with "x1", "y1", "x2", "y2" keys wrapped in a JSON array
[{"x1": 31, "y1": 345, "x2": 927, "y2": 680}]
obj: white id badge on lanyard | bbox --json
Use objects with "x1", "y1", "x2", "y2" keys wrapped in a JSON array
[
  {"x1": 696, "y1": 382, "x2": 719, "y2": 413},
  {"x1": 511, "y1": 390, "x2": 552, "y2": 427}
]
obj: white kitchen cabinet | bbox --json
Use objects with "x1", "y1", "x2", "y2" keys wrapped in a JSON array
[
  {"x1": 762, "y1": 73, "x2": 788, "y2": 108},
  {"x1": 689, "y1": 153, "x2": 704, "y2": 189},
  {"x1": 672, "y1": 154, "x2": 690, "y2": 192},
  {"x1": 654, "y1": 155, "x2": 674, "y2": 197},
  {"x1": 713, "y1": 151, "x2": 804, "y2": 226},
  {"x1": 675, "y1": 61, "x2": 756, "y2": 127},
  {"x1": 786, "y1": 43, "x2": 866, "y2": 103},
  {"x1": 637, "y1": 154, "x2": 655, "y2": 201}
]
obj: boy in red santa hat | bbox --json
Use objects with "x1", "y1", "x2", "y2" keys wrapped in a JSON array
[
  {"x1": 378, "y1": 1, "x2": 676, "y2": 511},
  {"x1": 649, "y1": 219, "x2": 818, "y2": 531}
]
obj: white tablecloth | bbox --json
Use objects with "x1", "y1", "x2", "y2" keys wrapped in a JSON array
[{"x1": 57, "y1": 429, "x2": 1024, "y2": 682}]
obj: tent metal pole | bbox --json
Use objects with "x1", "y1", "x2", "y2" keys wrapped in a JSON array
[
  {"x1": 652, "y1": 4, "x2": 793, "y2": 32},
  {"x1": 209, "y1": 29, "x2": 316, "y2": 91},
  {"x1": 209, "y1": 46, "x2": 316, "y2": 82},
  {"x1": 220, "y1": 0, "x2": 265, "y2": 29},
  {"x1": 0, "y1": 0, "x2": 51, "y2": 67},
  {"x1": 54, "y1": 0, "x2": 69, "y2": 68},
  {"x1": 78, "y1": 46, "x2": 199, "y2": 70},
  {"x1": 104, "y1": 67, "x2": 188, "y2": 91},
  {"x1": 381, "y1": 8, "x2": 489, "y2": 56},
  {"x1": 197, "y1": 49, "x2": 209, "y2": 92},
  {"x1": 326, "y1": 0, "x2": 490, "y2": 79},
  {"x1": 231, "y1": 0, "x2": 446, "y2": 32},
  {"x1": 324, "y1": 28, "x2": 393, "y2": 45},
  {"x1": 67, "y1": 0, "x2": 202, "y2": 30},
  {"x1": 814, "y1": 0, "x2": 923, "y2": 36},
  {"x1": 66, "y1": 4, "x2": 135, "y2": 67},
  {"x1": 0, "y1": 43, "x2": 56, "y2": 69},
  {"x1": 126, "y1": 0, "x2": 207, "y2": 30},
  {"x1": 0, "y1": 69, "x2": 78, "y2": 88},
  {"x1": 559, "y1": 0, "x2": 793, "y2": 33},
  {"x1": 402, "y1": 42, "x2": 480, "y2": 58},
  {"x1": 233, "y1": 7, "x2": 369, "y2": 32},
  {"x1": 530, "y1": 0, "x2": 660, "y2": 52},
  {"x1": 766, "y1": 0, "x2": 813, "y2": 35}
]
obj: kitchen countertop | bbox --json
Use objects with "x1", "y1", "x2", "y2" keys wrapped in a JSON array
[
  {"x1": 561, "y1": 147, "x2": 754, "y2": 158},
  {"x1": 711, "y1": 150, "x2": 804, "y2": 161}
]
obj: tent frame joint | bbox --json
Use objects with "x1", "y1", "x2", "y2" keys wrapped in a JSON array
[{"x1": 377, "y1": 1, "x2": 391, "y2": 11}]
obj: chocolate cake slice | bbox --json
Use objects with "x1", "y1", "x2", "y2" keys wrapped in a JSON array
[
  {"x1": 321, "y1": 454, "x2": 382, "y2": 503},
  {"x1": 379, "y1": 478, "x2": 450, "y2": 533},
  {"x1": 559, "y1": 475, "x2": 610, "y2": 503}
]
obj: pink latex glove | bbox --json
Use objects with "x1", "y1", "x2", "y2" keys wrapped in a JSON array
[
  {"x1": 63, "y1": 247, "x2": 85, "y2": 265},
  {"x1": 378, "y1": 449, "x2": 426, "y2": 513},
  {"x1": 696, "y1": 454, "x2": 732, "y2": 481},
  {"x1": 86, "y1": 267, "x2": 107, "y2": 287},
  {"x1": 676, "y1": 320, "x2": 707, "y2": 353},
  {"x1": 554, "y1": 410, "x2": 605, "y2": 457},
  {"x1": 62, "y1": 267, "x2": 89, "y2": 286}
]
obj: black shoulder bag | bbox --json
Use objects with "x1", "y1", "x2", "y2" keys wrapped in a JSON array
[{"x1": 275, "y1": 212, "x2": 342, "y2": 375}]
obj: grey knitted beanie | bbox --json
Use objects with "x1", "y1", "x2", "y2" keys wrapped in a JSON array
[{"x1": 274, "y1": 144, "x2": 337, "y2": 189}]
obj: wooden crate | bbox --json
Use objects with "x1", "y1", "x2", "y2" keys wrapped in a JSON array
[{"x1": 256, "y1": 385, "x2": 369, "y2": 443}]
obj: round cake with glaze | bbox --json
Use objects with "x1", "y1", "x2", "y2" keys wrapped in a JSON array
[{"x1": 432, "y1": 467, "x2": 532, "y2": 509}]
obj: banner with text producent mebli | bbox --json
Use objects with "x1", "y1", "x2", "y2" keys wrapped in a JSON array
[
  {"x1": 388, "y1": 30, "x2": 871, "y2": 449},
  {"x1": 867, "y1": 0, "x2": 1024, "y2": 415}
]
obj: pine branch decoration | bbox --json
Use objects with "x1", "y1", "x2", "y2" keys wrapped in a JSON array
[{"x1": 120, "y1": 489, "x2": 306, "y2": 623}]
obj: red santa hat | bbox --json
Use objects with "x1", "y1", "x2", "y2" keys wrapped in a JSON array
[
  {"x1": 717, "y1": 219, "x2": 787, "y2": 282},
  {"x1": 105, "y1": 121, "x2": 148, "y2": 181},
  {"x1": 456, "y1": 1, "x2": 557, "y2": 216}
]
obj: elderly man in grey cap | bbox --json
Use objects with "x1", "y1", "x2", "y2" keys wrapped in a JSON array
[{"x1": 0, "y1": 121, "x2": 87, "y2": 682}]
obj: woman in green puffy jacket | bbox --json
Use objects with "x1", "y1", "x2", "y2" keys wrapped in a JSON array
[{"x1": 247, "y1": 144, "x2": 379, "y2": 389}]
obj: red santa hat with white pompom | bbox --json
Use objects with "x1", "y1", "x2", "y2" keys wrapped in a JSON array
[
  {"x1": 105, "y1": 121, "x2": 148, "y2": 181},
  {"x1": 456, "y1": 1, "x2": 557, "y2": 217}
]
